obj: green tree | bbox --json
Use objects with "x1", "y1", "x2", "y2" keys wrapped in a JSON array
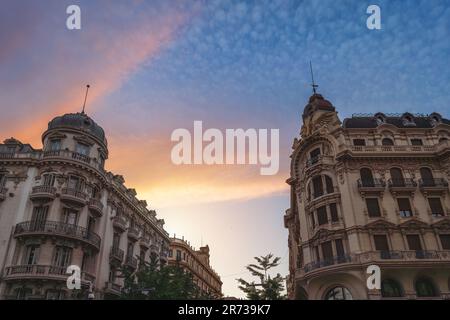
[
  {"x1": 119, "y1": 256, "x2": 198, "y2": 299},
  {"x1": 237, "y1": 254, "x2": 286, "y2": 300}
]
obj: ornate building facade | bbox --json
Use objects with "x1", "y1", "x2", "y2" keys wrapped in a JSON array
[
  {"x1": 284, "y1": 93, "x2": 450, "y2": 300},
  {"x1": 0, "y1": 112, "x2": 170, "y2": 299},
  {"x1": 168, "y1": 237, "x2": 222, "y2": 298}
]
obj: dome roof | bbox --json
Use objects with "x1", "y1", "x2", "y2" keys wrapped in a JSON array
[
  {"x1": 47, "y1": 112, "x2": 107, "y2": 146},
  {"x1": 302, "y1": 93, "x2": 335, "y2": 119}
]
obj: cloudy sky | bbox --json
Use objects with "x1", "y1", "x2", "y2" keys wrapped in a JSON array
[{"x1": 1, "y1": 0, "x2": 450, "y2": 298}]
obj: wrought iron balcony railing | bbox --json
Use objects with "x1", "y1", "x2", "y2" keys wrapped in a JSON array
[
  {"x1": 357, "y1": 178, "x2": 386, "y2": 188},
  {"x1": 419, "y1": 178, "x2": 449, "y2": 188},
  {"x1": 14, "y1": 221, "x2": 100, "y2": 248},
  {"x1": 388, "y1": 178, "x2": 417, "y2": 188}
]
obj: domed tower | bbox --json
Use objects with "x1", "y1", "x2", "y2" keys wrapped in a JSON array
[{"x1": 42, "y1": 112, "x2": 108, "y2": 170}]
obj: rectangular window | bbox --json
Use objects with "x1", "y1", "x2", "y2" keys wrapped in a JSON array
[
  {"x1": 373, "y1": 235, "x2": 389, "y2": 251},
  {"x1": 329, "y1": 203, "x2": 339, "y2": 222},
  {"x1": 0, "y1": 173, "x2": 5, "y2": 187},
  {"x1": 113, "y1": 233, "x2": 120, "y2": 249},
  {"x1": 317, "y1": 205, "x2": 328, "y2": 225},
  {"x1": 43, "y1": 174, "x2": 55, "y2": 187},
  {"x1": 168, "y1": 249, "x2": 173, "y2": 258},
  {"x1": 406, "y1": 235, "x2": 422, "y2": 251},
  {"x1": 310, "y1": 212, "x2": 316, "y2": 228},
  {"x1": 49, "y1": 140, "x2": 61, "y2": 151},
  {"x1": 397, "y1": 198, "x2": 413, "y2": 217},
  {"x1": 321, "y1": 241, "x2": 334, "y2": 262},
  {"x1": 68, "y1": 176, "x2": 85, "y2": 191},
  {"x1": 440, "y1": 235, "x2": 450, "y2": 250},
  {"x1": 52, "y1": 246, "x2": 72, "y2": 268},
  {"x1": 353, "y1": 139, "x2": 366, "y2": 146},
  {"x1": 63, "y1": 208, "x2": 78, "y2": 226},
  {"x1": 127, "y1": 242, "x2": 134, "y2": 258},
  {"x1": 312, "y1": 176, "x2": 323, "y2": 198},
  {"x1": 366, "y1": 198, "x2": 381, "y2": 217},
  {"x1": 315, "y1": 246, "x2": 320, "y2": 262},
  {"x1": 428, "y1": 198, "x2": 444, "y2": 216},
  {"x1": 23, "y1": 245, "x2": 40, "y2": 265},
  {"x1": 31, "y1": 206, "x2": 49, "y2": 231},
  {"x1": 176, "y1": 250, "x2": 181, "y2": 261},
  {"x1": 75, "y1": 143, "x2": 90, "y2": 156},
  {"x1": 309, "y1": 148, "x2": 321, "y2": 164},
  {"x1": 411, "y1": 139, "x2": 423, "y2": 146},
  {"x1": 335, "y1": 239, "x2": 345, "y2": 257}
]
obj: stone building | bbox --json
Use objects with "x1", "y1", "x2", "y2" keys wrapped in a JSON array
[
  {"x1": 284, "y1": 92, "x2": 450, "y2": 299},
  {"x1": 0, "y1": 112, "x2": 170, "y2": 299},
  {"x1": 168, "y1": 236, "x2": 222, "y2": 298}
]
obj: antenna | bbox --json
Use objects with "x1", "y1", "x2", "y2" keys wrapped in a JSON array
[
  {"x1": 81, "y1": 84, "x2": 90, "y2": 114},
  {"x1": 309, "y1": 61, "x2": 318, "y2": 94}
]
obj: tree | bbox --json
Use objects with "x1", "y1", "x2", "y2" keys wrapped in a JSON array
[
  {"x1": 237, "y1": 254, "x2": 286, "y2": 300},
  {"x1": 119, "y1": 256, "x2": 198, "y2": 299}
]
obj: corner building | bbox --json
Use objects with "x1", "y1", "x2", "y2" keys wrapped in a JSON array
[
  {"x1": 0, "y1": 112, "x2": 170, "y2": 299},
  {"x1": 168, "y1": 237, "x2": 222, "y2": 298},
  {"x1": 284, "y1": 93, "x2": 450, "y2": 300}
]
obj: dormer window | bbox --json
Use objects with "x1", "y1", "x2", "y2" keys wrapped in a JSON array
[
  {"x1": 374, "y1": 113, "x2": 386, "y2": 126},
  {"x1": 429, "y1": 113, "x2": 442, "y2": 126},
  {"x1": 401, "y1": 113, "x2": 416, "y2": 127}
]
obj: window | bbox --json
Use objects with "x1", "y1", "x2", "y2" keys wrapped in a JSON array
[
  {"x1": 176, "y1": 250, "x2": 182, "y2": 261},
  {"x1": 360, "y1": 168, "x2": 375, "y2": 187},
  {"x1": 312, "y1": 176, "x2": 323, "y2": 198},
  {"x1": 49, "y1": 139, "x2": 61, "y2": 151},
  {"x1": 415, "y1": 277, "x2": 438, "y2": 297},
  {"x1": 310, "y1": 212, "x2": 316, "y2": 228},
  {"x1": 321, "y1": 241, "x2": 333, "y2": 262},
  {"x1": 31, "y1": 206, "x2": 49, "y2": 230},
  {"x1": 325, "y1": 176, "x2": 334, "y2": 194},
  {"x1": 353, "y1": 139, "x2": 366, "y2": 146},
  {"x1": 325, "y1": 286, "x2": 353, "y2": 300},
  {"x1": 127, "y1": 242, "x2": 134, "y2": 258},
  {"x1": 75, "y1": 142, "x2": 90, "y2": 156},
  {"x1": 439, "y1": 137, "x2": 448, "y2": 143},
  {"x1": 68, "y1": 175, "x2": 85, "y2": 191},
  {"x1": 411, "y1": 139, "x2": 423, "y2": 146},
  {"x1": 0, "y1": 173, "x2": 6, "y2": 186},
  {"x1": 406, "y1": 235, "x2": 422, "y2": 251},
  {"x1": 373, "y1": 235, "x2": 389, "y2": 252},
  {"x1": 23, "y1": 245, "x2": 40, "y2": 265},
  {"x1": 63, "y1": 208, "x2": 78, "y2": 226},
  {"x1": 317, "y1": 206, "x2": 328, "y2": 225},
  {"x1": 314, "y1": 247, "x2": 320, "y2": 262},
  {"x1": 168, "y1": 249, "x2": 173, "y2": 258},
  {"x1": 428, "y1": 198, "x2": 444, "y2": 217},
  {"x1": 46, "y1": 290, "x2": 66, "y2": 300},
  {"x1": 366, "y1": 198, "x2": 381, "y2": 217},
  {"x1": 309, "y1": 148, "x2": 321, "y2": 164},
  {"x1": 397, "y1": 198, "x2": 412, "y2": 217},
  {"x1": 329, "y1": 203, "x2": 339, "y2": 222},
  {"x1": 390, "y1": 168, "x2": 405, "y2": 186},
  {"x1": 439, "y1": 235, "x2": 450, "y2": 250},
  {"x1": 420, "y1": 167, "x2": 434, "y2": 186},
  {"x1": 113, "y1": 233, "x2": 120, "y2": 249},
  {"x1": 335, "y1": 239, "x2": 345, "y2": 258},
  {"x1": 52, "y1": 246, "x2": 72, "y2": 268},
  {"x1": 14, "y1": 288, "x2": 32, "y2": 300},
  {"x1": 381, "y1": 279, "x2": 403, "y2": 298},
  {"x1": 42, "y1": 174, "x2": 55, "y2": 187},
  {"x1": 382, "y1": 138, "x2": 394, "y2": 146}
]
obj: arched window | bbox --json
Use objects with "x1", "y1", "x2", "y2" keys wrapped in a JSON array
[
  {"x1": 381, "y1": 279, "x2": 403, "y2": 298},
  {"x1": 419, "y1": 167, "x2": 434, "y2": 186},
  {"x1": 390, "y1": 168, "x2": 404, "y2": 187},
  {"x1": 360, "y1": 168, "x2": 374, "y2": 187},
  {"x1": 382, "y1": 138, "x2": 394, "y2": 146},
  {"x1": 415, "y1": 277, "x2": 438, "y2": 297},
  {"x1": 325, "y1": 176, "x2": 334, "y2": 194},
  {"x1": 324, "y1": 286, "x2": 353, "y2": 300},
  {"x1": 439, "y1": 137, "x2": 448, "y2": 143}
]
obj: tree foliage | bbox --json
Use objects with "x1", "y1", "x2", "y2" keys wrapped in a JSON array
[{"x1": 237, "y1": 253, "x2": 285, "y2": 300}]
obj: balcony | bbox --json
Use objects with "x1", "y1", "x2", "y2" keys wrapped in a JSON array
[
  {"x1": 112, "y1": 215, "x2": 127, "y2": 232},
  {"x1": 43, "y1": 150, "x2": 91, "y2": 165},
  {"x1": 301, "y1": 250, "x2": 450, "y2": 276},
  {"x1": 104, "y1": 281, "x2": 122, "y2": 296},
  {"x1": 357, "y1": 179, "x2": 385, "y2": 195},
  {"x1": 348, "y1": 144, "x2": 437, "y2": 154},
  {"x1": 127, "y1": 226, "x2": 140, "y2": 240},
  {"x1": 88, "y1": 198, "x2": 104, "y2": 216},
  {"x1": 60, "y1": 188, "x2": 87, "y2": 206},
  {"x1": 29, "y1": 185, "x2": 57, "y2": 201},
  {"x1": 419, "y1": 178, "x2": 449, "y2": 192},
  {"x1": 110, "y1": 246, "x2": 124, "y2": 264},
  {"x1": 305, "y1": 155, "x2": 334, "y2": 170},
  {"x1": 0, "y1": 187, "x2": 6, "y2": 201},
  {"x1": 388, "y1": 179, "x2": 417, "y2": 193},
  {"x1": 3, "y1": 264, "x2": 95, "y2": 286},
  {"x1": 14, "y1": 221, "x2": 101, "y2": 250},
  {"x1": 124, "y1": 255, "x2": 137, "y2": 269}
]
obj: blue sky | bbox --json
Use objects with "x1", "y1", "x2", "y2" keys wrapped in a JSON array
[{"x1": 1, "y1": 0, "x2": 450, "y2": 298}]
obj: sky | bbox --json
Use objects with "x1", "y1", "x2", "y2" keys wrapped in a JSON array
[{"x1": 1, "y1": 0, "x2": 450, "y2": 298}]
